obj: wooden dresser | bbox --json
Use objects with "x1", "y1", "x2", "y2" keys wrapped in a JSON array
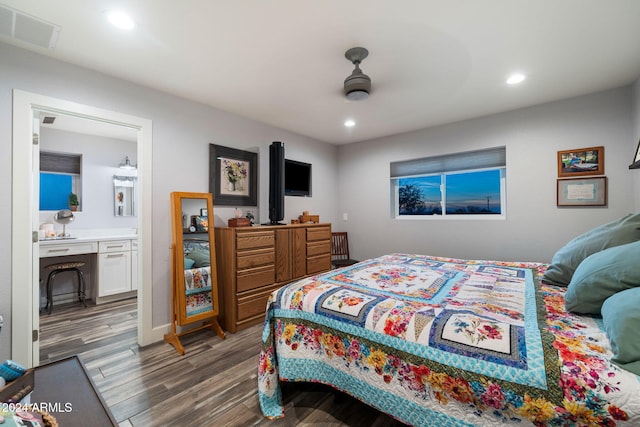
[{"x1": 215, "y1": 223, "x2": 331, "y2": 332}]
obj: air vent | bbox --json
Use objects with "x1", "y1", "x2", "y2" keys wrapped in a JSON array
[
  {"x1": 0, "y1": 4, "x2": 60, "y2": 50},
  {"x1": 42, "y1": 116, "x2": 56, "y2": 124}
]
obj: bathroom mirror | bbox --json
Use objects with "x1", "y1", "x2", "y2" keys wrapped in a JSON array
[
  {"x1": 165, "y1": 191, "x2": 225, "y2": 355},
  {"x1": 113, "y1": 175, "x2": 137, "y2": 217}
]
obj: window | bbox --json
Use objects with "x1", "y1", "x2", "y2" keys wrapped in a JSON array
[
  {"x1": 391, "y1": 147, "x2": 506, "y2": 218},
  {"x1": 40, "y1": 151, "x2": 82, "y2": 211}
]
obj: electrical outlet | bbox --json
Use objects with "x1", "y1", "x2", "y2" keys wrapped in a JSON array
[{"x1": 343, "y1": 213, "x2": 349, "y2": 221}]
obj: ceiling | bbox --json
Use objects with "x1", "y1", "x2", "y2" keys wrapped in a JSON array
[
  {"x1": 37, "y1": 111, "x2": 138, "y2": 142},
  {"x1": 2, "y1": 1, "x2": 640, "y2": 145}
]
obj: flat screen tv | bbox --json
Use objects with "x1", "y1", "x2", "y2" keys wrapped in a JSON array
[{"x1": 284, "y1": 159, "x2": 312, "y2": 197}]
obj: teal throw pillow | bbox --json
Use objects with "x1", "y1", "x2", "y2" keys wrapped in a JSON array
[
  {"x1": 186, "y1": 247, "x2": 210, "y2": 268},
  {"x1": 564, "y1": 240, "x2": 640, "y2": 314},
  {"x1": 543, "y1": 213, "x2": 640, "y2": 287},
  {"x1": 184, "y1": 257, "x2": 196, "y2": 270},
  {"x1": 601, "y1": 287, "x2": 640, "y2": 375}
]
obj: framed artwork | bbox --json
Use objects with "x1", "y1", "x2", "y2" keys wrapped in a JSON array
[
  {"x1": 209, "y1": 144, "x2": 257, "y2": 206},
  {"x1": 629, "y1": 139, "x2": 640, "y2": 170},
  {"x1": 557, "y1": 177, "x2": 607, "y2": 207},
  {"x1": 557, "y1": 146, "x2": 604, "y2": 177},
  {"x1": 191, "y1": 215, "x2": 209, "y2": 232}
]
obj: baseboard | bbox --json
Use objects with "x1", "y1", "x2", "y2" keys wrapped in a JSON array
[
  {"x1": 145, "y1": 323, "x2": 171, "y2": 346},
  {"x1": 95, "y1": 291, "x2": 137, "y2": 305}
]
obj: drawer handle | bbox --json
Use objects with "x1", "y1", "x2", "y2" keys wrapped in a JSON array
[
  {"x1": 106, "y1": 245, "x2": 125, "y2": 249},
  {"x1": 48, "y1": 248, "x2": 70, "y2": 253},
  {"x1": 106, "y1": 253, "x2": 125, "y2": 258}
]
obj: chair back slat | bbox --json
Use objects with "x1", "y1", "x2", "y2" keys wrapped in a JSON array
[{"x1": 331, "y1": 232, "x2": 350, "y2": 261}]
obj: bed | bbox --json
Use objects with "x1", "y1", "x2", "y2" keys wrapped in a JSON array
[{"x1": 258, "y1": 250, "x2": 640, "y2": 426}]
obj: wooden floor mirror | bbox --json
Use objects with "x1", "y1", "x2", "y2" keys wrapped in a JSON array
[{"x1": 164, "y1": 191, "x2": 225, "y2": 355}]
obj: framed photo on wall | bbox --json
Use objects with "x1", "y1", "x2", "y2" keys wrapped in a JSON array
[
  {"x1": 209, "y1": 144, "x2": 257, "y2": 206},
  {"x1": 557, "y1": 177, "x2": 607, "y2": 207},
  {"x1": 557, "y1": 146, "x2": 604, "y2": 177}
]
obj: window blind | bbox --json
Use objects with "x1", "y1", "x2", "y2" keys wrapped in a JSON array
[
  {"x1": 390, "y1": 146, "x2": 506, "y2": 178},
  {"x1": 40, "y1": 151, "x2": 81, "y2": 174}
]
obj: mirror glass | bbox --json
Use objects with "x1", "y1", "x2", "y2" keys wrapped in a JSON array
[
  {"x1": 180, "y1": 197, "x2": 213, "y2": 318},
  {"x1": 114, "y1": 175, "x2": 137, "y2": 217}
]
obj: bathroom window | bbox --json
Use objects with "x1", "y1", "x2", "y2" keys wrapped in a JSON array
[{"x1": 40, "y1": 151, "x2": 82, "y2": 211}]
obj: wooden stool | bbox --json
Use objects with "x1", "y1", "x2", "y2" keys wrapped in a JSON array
[{"x1": 44, "y1": 261, "x2": 87, "y2": 314}]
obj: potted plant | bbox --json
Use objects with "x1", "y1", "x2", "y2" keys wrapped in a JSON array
[{"x1": 68, "y1": 192, "x2": 79, "y2": 211}]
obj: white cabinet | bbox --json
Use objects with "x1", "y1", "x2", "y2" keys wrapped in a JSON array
[{"x1": 97, "y1": 240, "x2": 132, "y2": 297}]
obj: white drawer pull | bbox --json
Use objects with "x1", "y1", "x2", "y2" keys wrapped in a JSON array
[
  {"x1": 48, "y1": 248, "x2": 70, "y2": 253},
  {"x1": 107, "y1": 253, "x2": 125, "y2": 258}
]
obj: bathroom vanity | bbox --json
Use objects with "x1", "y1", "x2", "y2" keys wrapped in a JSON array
[{"x1": 39, "y1": 230, "x2": 138, "y2": 305}]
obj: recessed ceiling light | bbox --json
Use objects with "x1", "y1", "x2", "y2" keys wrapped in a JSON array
[
  {"x1": 344, "y1": 119, "x2": 355, "y2": 128},
  {"x1": 107, "y1": 11, "x2": 135, "y2": 30},
  {"x1": 506, "y1": 73, "x2": 526, "y2": 85}
]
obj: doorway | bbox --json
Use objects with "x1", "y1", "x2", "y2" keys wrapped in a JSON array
[{"x1": 11, "y1": 90, "x2": 154, "y2": 367}]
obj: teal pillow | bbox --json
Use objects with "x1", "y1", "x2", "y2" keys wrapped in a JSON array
[
  {"x1": 184, "y1": 257, "x2": 196, "y2": 270},
  {"x1": 543, "y1": 213, "x2": 640, "y2": 286},
  {"x1": 602, "y1": 287, "x2": 640, "y2": 375},
  {"x1": 564, "y1": 241, "x2": 640, "y2": 314},
  {"x1": 186, "y1": 247, "x2": 210, "y2": 268}
]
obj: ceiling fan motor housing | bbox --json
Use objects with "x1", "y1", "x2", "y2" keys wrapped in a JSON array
[{"x1": 344, "y1": 68, "x2": 371, "y2": 100}]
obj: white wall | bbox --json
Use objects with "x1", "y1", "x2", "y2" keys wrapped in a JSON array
[
  {"x1": 0, "y1": 42, "x2": 338, "y2": 361},
  {"x1": 337, "y1": 87, "x2": 636, "y2": 263},
  {"x1": 39, "y1": 128, "x2": 137, "y2": 231}
]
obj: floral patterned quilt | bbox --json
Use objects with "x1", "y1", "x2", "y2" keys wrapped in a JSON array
[{"x1": 258, "y1": 254, "x2": 640, "y2": 426}]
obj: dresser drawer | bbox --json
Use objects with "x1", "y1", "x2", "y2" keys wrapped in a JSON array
[
  {"x1": 236, "y1": 231, "x2": 274, "y2": 250},
  {"x1": 307, "y1": 255, "x2": 331, "y2": 275},
  {"x1": 237, "y1": 295, "x2": 269, "y2": 322},
  {"x1": 307, "y1": 240, "x2": 330, "y2": 257},
  {"x1": 98, "y1": 240, "x2": 131, "y2": 253},
  {"x1": 237, "y1": 247, "x2": 275, "y2": 269},
  {"x1": 237, "y1": 265, "x2": 275, "y2": 292},
  {"x1": 236, "y1": 283, "x2": 281, "y2": 321},
  {"x1": 307, "y1": 226, "x2": 331, "y2": 242},
  {"x1": 40, "y1": 241, "x2": 98, "y2": 258}
]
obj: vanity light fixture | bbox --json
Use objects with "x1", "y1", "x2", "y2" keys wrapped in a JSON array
[
  {"x1": 506, "y1": 73, "x2": 526, "y2": 85},
  {"x1": 119, "y1": 156, "x2": 137, "y2": 170},
  {"x1": 107, "y1": 10, "x2": 135, "y2": 30},
  {"x1": 344, "y1": 119, "x2": 356, "y2": 128}
]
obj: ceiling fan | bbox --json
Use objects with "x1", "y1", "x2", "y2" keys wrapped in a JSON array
[{"x1": 344, "y1": 47, "x2": 371, "y2": 101}]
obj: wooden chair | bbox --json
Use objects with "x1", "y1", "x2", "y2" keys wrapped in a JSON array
[{"x1": 331, "y1": 232, "x2": 358, "y2": 269}]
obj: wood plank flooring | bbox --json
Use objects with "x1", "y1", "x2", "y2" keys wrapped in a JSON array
[{"x1": 39, "y1": 299, "x2": 407, "y2": 426}]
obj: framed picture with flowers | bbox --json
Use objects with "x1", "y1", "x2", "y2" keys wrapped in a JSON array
[{"x1": 209, "y1": 144, "x2": 257, "y2": 206}]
